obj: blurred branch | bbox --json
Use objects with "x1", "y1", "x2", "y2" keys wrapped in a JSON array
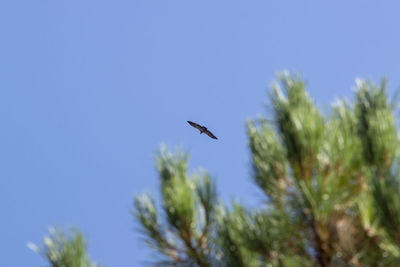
[{"x1": 28, "y1": 227, "x2": 98, "y2": 267}]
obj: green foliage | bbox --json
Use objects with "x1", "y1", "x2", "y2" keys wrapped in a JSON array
[
  {"x1": 28, "y1": 228, "x2": 98, "y2": 267},
  {"x1": 355, "y1": 78, "x2": 397, "y2": 168},
  {"x1": 247, "y1": 121, "x2": 287, "y2": 207},
  {"x1": 135, "y1": 73, "x2": 400, "y2": 266},
  {"x1": 32, "y1": 72, "x2": 400, "y2": 267},
  {"x1": 133, "y1": 145, "x2": 218, "y2": 266},
  {"x1": 270, "y1": 72, "x2": 326, "y2": 181}
]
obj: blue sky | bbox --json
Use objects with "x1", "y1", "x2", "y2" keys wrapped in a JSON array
[{"x1": 1, "y1": 1, "x2": 400, "y2": 266}]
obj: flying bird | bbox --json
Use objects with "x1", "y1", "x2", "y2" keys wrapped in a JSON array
[{"x1": 187, "y1": 121, "x2": 218, "y2": 139}]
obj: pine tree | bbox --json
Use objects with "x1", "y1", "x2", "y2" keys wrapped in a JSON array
[
  {"x1": 28, "y1": 227, "x2": 98, "y2": 267},
  {"x1": 31, "y1": 73, "x2": 400, "y2": 267},
  {"x1": 134, "y1": 73, "x2": 400, "y2": 266}
]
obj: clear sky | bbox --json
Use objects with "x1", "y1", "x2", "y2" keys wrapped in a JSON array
[{"x1": 1, "y1": 1, "x2": 400, "y2": 266}]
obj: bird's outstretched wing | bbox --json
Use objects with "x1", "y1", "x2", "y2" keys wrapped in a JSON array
[
  {"x1": 204, "y1": 129, "x2": 218, "y2": 139},
  {"x1": 187, "y1": 121, "x2": 204, "y2": 132}
]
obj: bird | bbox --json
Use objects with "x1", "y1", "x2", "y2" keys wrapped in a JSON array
[{"x1": 187, "y1": 121, "x2": 218, "y2": 139}]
